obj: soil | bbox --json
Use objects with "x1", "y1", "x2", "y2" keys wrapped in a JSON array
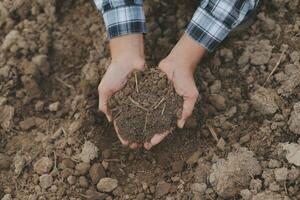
[
  {"x1": 0, "y1": 0, "x2": 300, "y2": 200},
  {"x1": 109, "y1": 69, "x2": 182, "y2": 143}
]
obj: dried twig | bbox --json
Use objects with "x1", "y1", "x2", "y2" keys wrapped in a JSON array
[
  {"x1": 128, "y1": 96, "x2": 148, "y2": 112},
  {"x1": 263, "y1": 49, "x2": 286, "y2": 86},
  {"x1": 134, "y1": 72, "x2": 139, "y2": 93},
  {"x1": 207, "y1": 123, "x2": 219, "y2": 142},
  {"x1": 55, "y1": 76, "x2": 75, "y2": 90},
  {"x1": 161, "y1": 102, "x2": 166, "y2": 115},
  {"x1": 152, "y1": 97, "x2": 165, "y2": 110},
  {"x1": 142, "y1": 113, "x2": 149, "y2": 134}
]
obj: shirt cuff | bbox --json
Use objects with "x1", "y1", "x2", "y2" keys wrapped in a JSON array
[
  {"x1": 185, "y1": 7, "x2": 230, "y2": 52},
  {"x1": 102, "y1": 5, "x2": 147, "y2": 39}
]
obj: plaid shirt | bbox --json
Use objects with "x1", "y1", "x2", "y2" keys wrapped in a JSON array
[{"x1": 94, "y1": 0, "x2": 259, "y2": 51}]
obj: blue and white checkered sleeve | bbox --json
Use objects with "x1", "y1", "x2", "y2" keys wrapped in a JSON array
[
  {"x1": 94, "y1": 0, "x2": 147, "y2": 39},
  {"x1": 186, "y1": 0, "x2": 259, "y2": 52}
]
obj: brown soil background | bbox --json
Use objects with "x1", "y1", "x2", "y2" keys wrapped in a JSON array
[{"x1": 0, "y1": 0, "x2": 300, "y2": 200}]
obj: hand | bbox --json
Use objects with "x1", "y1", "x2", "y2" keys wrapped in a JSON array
[
  {"x1": 98, "y1": 34, "x2": 146, "y2": 149},
  {"x1": 144, "y1": 33, "x2": 206, "y2": 150}
]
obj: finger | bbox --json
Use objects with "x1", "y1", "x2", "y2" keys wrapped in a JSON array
[
  {"x1": 144, "y1": 131, "x2": 170, "y2": 150},
  {"x1": 113, "y1": 120, "x2": 129, "y2": 146},
  {"x1": 98, "y1": 86, "x2": 113, "y2": 122},
  {"x1": 178, "y1": 91, "x2": 198, "y2": 128},
  {"x1": 129, "y1": 143, "x2": 139, "y2": 149},
  {"x1": 144, "y1": 142, "x2": 153, "y2": 150}
]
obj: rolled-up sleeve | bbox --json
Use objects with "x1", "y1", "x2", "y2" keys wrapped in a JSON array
[
  {"x1": 94, "y1": 0, "x2": 147, "y2": 39},
  {"x1": 186, "y1": 0, "x2": 259, "y2": 52}
]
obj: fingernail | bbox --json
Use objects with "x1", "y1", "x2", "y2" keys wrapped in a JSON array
[{"x1": 177, "y1": 120, "x2": 185, "y2": 129}]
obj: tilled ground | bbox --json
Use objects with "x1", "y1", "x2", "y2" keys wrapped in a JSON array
[{"x1": 0, "y1": 0, "x2": 300, "y2": 200}]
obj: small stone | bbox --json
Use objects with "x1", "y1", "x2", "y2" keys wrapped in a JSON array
[
  {"x1": 240, "y1": 189, "x2": 252, "y2": 200},
  {"x1": 0, "y1": 105, "x2": 14, "y2": 130},
  {"x1": 268, "y1": 159, "x2": 282, "y2": 168},
  {"x1": 61, "y1": 159, "x2": 75, "y2": 169},
  {"x1": 210, "y1": 80, "x2": 222, "y2": 94},
  {"x1": 48, "y1": 102, "x2": 60, "y2": 112},
  {"x1": 97, "y1": 178, "x2": 118, "y2": 193},
  {"x1": 35, "y1": 101, "x2": 44, "y2": 112},
  {"x1": 19, "y1": 117, "x2": 36, "y2": 130},
  {"x1": 67, "y1": 176, "x2": 77, "y2": 185},
  {"x1": 39, "y1": 174, "x2": 53, "y2": 189},
  {"x1": 269, "y1": 182, "x2": 280, "y2": 192},
  {"x1": 281, "y1": 143, "x2": 300, "y2": 166},
  {"x1": 50, "y1": 185, "x2": 57, "y2": 193},
  {"x1": 1, "y1": 194, "x2": 12, "y2": 200},
  {"x1": 32, "y1": 55, "x2": 49, "y2": 76},
  {"x1": 34, "y1": 157, "x2": 53, "y2": 175},
  {"x1": 240, "y1": 134, "x2": 251, "y2": 144},
  {"x1": 79, "y1": 176, "x2": 89, "y2": 188},
  {"x1": 61, "y1": 168, "x2": 73, "y2": 178},
  {"x1": 171, "y1": 161, "x2": 184, "y2": 173},
  {"x1": 274, "y1": 167, "x2": 288, "y2": 182},
  {"x1": 75, "y1": 162, "x2": 90, "y2": 175},
  {"x1": 217, "y1": 138, "x2": 226, "y2": 151},
  {"x1": 186, "y1": 151, "x2": 201, "y2": 165},
  {"x1": 78, "y1": 141, "x2": 99, "y2": 163},
  {"x1": 155, "y1": 181, "x2": 171, "y2": 198},
  {"x1": 208, "y1": 94, "x2": 226, "y2": 110},
  {"x1": 14, "y1": 154, "x2": 26, "y2": 175},
  {"x1": 190, "y1": 183, "x2": 207, "y2": 194},
  {"x1": 288, "y1": 102, "x2": 300, "y2": 134},
  {"x1": 249, "y1": 179, "x2": 262, "y2": 193},
  {"x1": 89, "y1": 163, "x2": 106, "y2": 184},
  {"x1": 0, "y1": 153, "x2": 11, "y2": 170}
]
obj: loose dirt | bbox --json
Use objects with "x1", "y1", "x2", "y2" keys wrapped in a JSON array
[{"x1": 109, "y1": 69, "x2": 182, "y2": 143}]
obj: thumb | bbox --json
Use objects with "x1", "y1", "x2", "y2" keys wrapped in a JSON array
[{"x1": 177, "y1": 91, "x2": 198, "y2": 128}]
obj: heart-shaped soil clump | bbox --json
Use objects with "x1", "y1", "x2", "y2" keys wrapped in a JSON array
[{"x1": 108, "y1": 68, "x2": 183, "y2": 144}]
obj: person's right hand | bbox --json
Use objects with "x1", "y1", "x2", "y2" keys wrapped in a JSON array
[{"x1": 98, "y1": 34, "x2": 146, "y2": 149}]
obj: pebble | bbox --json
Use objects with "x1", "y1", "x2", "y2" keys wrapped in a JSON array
[
  {"x1": 281, "y1": 143, "x2": 300, "y2": 166},
  {"x1": 49, "y1": 185, "x2": 57, "y2": 193},
  {"x1": 208, "y1": 94, "x2": 226, "y2": 110},
  {"x1": 34, "y1": 157, "x2": 53, "y2": 175},
  {"x1": 79, "y1": 176, "x2": 89, "y2": 188},
  {"x1": 75, "y1": 162, "x2": 90, "y2": 175},
  {"x1": 240, "y1": 134, "x2": 251, "y2": 144},
  {"x1": 155, "y1": 181, "x2": 171, "y2": 198},
  {"x1": 89, "y1": 163, "x2": 106, "y2": 184},
  {"x1": 274, "y1": 167, "x2": 288, "y2": 182},
  {"x1": 67, "y1": 175, "x2": 77, "y2": 185},
  {"x1": 186, "y1": 151, "x2": 201, "y2": 165},
  {"x1": 210, "y1": 80, "x2": 222, "y2": 94},
  {"x1": 78, "y1": 141, "x2": 99, "y2": 163},
  {"x1": 35, "y1": 101, "x2": 44, "y2": 112},
  {"x1": 13, "y1": 154, "x2": 26, "y2": 175},
  {"x1": 171, "y1": 161, "x2": 184, "y2": 173},
  {"x1": 1, "y1": 194, "x2": 12, "y2": 200},
  {"x1": 48, "y1": 102, "x2": 60, "y2": 112},
  {"x1": 0, "y1": 153, "x2": 11, "y2": 170},
  {"x1": 269, "y1": 182, "x2": 280, "y2": 192},
  {"x1": 240, "y1": 189, "x2": 252, "y2": 200},
  {"x1": 61, "y1": 159, "x2": 75, "y2": 169},
  {"x1": 39, "y1": 174, "x2": 53, "y2": 189},
  {"x1": 190, "y1": 183, "x2": 207, "y2": 194},
  {"x1": 19, "y1": 117, "x2": 36, "y2": 130},
  {"x1": 268, "y1": 159, "x2": 282, "y2": 168},
  {"x1": 97, "y1": 178, "x2": 118, "y2": 193}
]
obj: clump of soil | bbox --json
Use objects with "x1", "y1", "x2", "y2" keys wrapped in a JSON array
[{"x1": 109, "y1": 68, "x2": 183, "y2": 143}]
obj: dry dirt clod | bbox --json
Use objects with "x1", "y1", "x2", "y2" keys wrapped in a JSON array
[
  {"x1": 280, "y1": 143, "x2": 300, "y2": 166},
  {"x1": 39, "y1": 174, "x2": 53, "y2": 189},
  {"x1": 13, "y1": 154, "x2": 26, "y2": 176},
  {"x1": 1, "y1": 194, "x2": 12, "y2": 200},
  {"x1": 19, "y1": 117, "x2": 36, "y2": 130},
  {"x1": 79, "y1": 176, "x2": 89, "y2": 188},
  {"x1": 190, "y1": 183, "x2": 207, "y2": 195},
  {"x1": 0, "y1": 105, "x2": 14, "y2": 130},
  {"x1": 208, "y1": 94, "x2": 226, "y2": 111},
  {"x1": 33, "y1": 157, "x2": 53, "y2": 175},
  {"x1": 75, "y1": 162, "x2": 91, "y2": 175},
  {"x1": 61, "y1": 159, "x2": 75, "y2": 169},
  {"x1": 251, "y1": 191, "x2": 284, "y2": 200},
  {"x1": 274, "y1": 167, "x2": 288, "y2": 182},
  {"x1": 171, "y1": 161, "x2": 184, "y2": 173},
  {"x1": 186, "y1": 151, "x2": 201, "y2": 165},
  {"x1": 67, "y1": 175, "x2": 77, "y2": 185},
  {"x1": 209, "y1": 148, "x2": 262, "y2": 198},
  {"x1": 240, "y1": 189, "x2": 253, "y2": 200},
  {"x1": 48, "y1": 102, "x2": 60, "y2": 112},
  {"x1": 89, "y1": 163, "x2": 106, "y2": 184},
  {"x1": 155, "y1": 181, "x2": 171, "y2": 198},
  {"x1": 97, "y1": 178, "x2": 118, "y2": 193},
  {"x1": 78, "y1": 141, "x2": 98, "y2": 163},
  {"x1": 250, "y1": 86, "x2": 279, "y2": 115},
  {"x1": 288, "y1": 102, "x2": 300, "y2": 134}
]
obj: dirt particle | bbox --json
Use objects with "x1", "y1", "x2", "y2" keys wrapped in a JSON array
[
  {"x1": 288, "y1": 102, "x2": 300, "y2": 134},
  {"x1": 268, "y1": 159, "x2": 282, "y2": 168},
  {"x1": 186, "y1": 151, "x2": 201, "y2": 165},
  {"x1": 61, "y1": 159, "x2": 75, "y2": 169},
  {"x1": 171, "y1": 161, "x2": 184, "y2": 173},
  {"x1": 97, "y1": 178, "x2": 118, "y2": 193},
  {"x1": 85, "y1": 190, "x2": 108, "y2": 200},
  {"x1": 155, "y1": 181, "x2": 171, "y2": 198},
  {"x1": 101, "y1": 149, "x2": 112, "y2": 159},
  {"x1": 79, "y1": 176, "x2": 89, "y2": 188},
  {"x1": 240, "y1": 189, "x2": 252, "y2": 200},
  {"x1": 48, "y1": 102, "x2": 60, "y2": 112},
  {"x1": 78, "y1": 141, "x2": 98, "y2": 163},
  {"x1": 32, "y1": 55, "x2": 50, "y2": 77},
  {"x1": 210, "y1": 80, "x2": 222, "y2": 94},
  {"x1": 1, "y1": 194, "x2": 12, "y2": 200},
  {"x1": 19, "y1": 117, "x2": 36, "y2": 130},
  {"x1": 251, "y1": 191, "x2": 283, "y2": 200},
  {"x1": 39, "y1": 174, "x2": 53, "y2": 189},
  {"x1": 89, "y1": 163, "x2": 106, "y2": 184},
  {"x1": 33, "y1": 157, "x2": 53, "y2": 175},
  {"x1": 75, "y1": 162, "x2": 90, "y2": 175},
  {"x1": 208, "y1": 94, "x2": 226, "y2": 111},
  {"x1": 0, "y1": 105, "x2": 14, "y2": 130},
  {"x1": 209, "y1": 148, "x2": 262, "y2": 198},
  {"x1": 280, "y1": 143, "x2": 300, "y2": 166},
  {"x1": 249, "y1": 179, "x2": 262, "y2": 193},
  {"x1": 190, "y1": 183, "x2": 207, "y2": 195},
  {"x1": 274, "y1": 167, "x2": 288, "y2": 182},
  {"x1": 67, "y1": 175, "x2": 77, "y2": 185},
  {"x1": 13, "y1": 154, "x2": 26, "y2": 175},
  {"x1": 250, "y1": 86, "x2": 279, "y2": 115}
]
